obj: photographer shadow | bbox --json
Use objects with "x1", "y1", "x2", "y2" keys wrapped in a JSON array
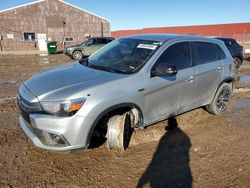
[{"x1": 137, "y1": 117, "x2": 192, "y2": 188}]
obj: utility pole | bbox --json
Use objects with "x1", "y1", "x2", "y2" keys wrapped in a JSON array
[
  {"x1": 0, "y1": 35, "x2": 3, "y2": 51},
  {"x1": 101, "y1": 21, "x2": 104, "y2": 37},
  {"x1": 62, "y1": 21, "x2": 66, "y2": 49}
]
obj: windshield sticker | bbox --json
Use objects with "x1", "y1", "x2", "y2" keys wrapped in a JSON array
[
  {"x1": 153, "y1": 42, "x2": 162, "y2": 45},
  {"x1": 137, "y1": 44, "x2": 158, "y2": 50}
]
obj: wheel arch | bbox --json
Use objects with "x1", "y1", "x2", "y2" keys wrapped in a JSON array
[
  {"x1": 86, "y1": 102, "x2": 144, "y2": 148},
  {"x1": 210, "y1": 77, "x2": 235, "y2": 104}
]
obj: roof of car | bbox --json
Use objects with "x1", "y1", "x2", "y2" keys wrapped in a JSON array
[
  {"x1": 208, "y1": 36, "x2": 235, "y2": 41},
  {"x1": 92, "y1": 37, "x2": 114, "y2": 39},
  {"x1": 122, "y1": 34, "x2": 207, "y2": 42}
]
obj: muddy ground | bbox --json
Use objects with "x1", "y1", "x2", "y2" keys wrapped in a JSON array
[{"x1": 0, "y1": 54, "x2": 250, "y2": 188}]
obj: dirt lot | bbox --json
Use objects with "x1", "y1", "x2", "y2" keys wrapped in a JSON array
[{"x1": 0, "y1": 54, "x2": 250, "y2": 188}]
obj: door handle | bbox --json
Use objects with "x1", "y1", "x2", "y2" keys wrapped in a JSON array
[
  {"x1": 186, "y1": 76, "x2": 194, "y2": 83},
  {"x1": 216, "y1": 67, "x2": 223, "y2": 72}
]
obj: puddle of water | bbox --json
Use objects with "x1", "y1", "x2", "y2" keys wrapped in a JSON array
[
  {"x1": 235, "y1": 99, "x2": 250, "y2": 109},
  {"x1": 239, "y1": 76, "x2": 250, "y2": 83},
  {"x1": 226, "y1": 99, "x2": 250, "y2": 116}
]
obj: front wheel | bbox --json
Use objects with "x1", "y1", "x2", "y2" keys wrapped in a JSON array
[
  {"x1": 106, "y1": 113, "x2": 133, "y2": 150},
  {"x1": 206, "y1": 83, "x2": 232, "y2": 115},
  {"x1": 72, "y1": 51, "x2": 83, "y2": 60}
]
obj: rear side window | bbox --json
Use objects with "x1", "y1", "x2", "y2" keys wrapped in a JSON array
[
  {"x1": 192, "y1": 42, "x2": 225, "y2": 65},
  {"x1": 95, "y1": 38, "x2": 112, "y2": 44},
  {"x1": 155, "y1": 42, "x2": 191, "y2": 70}
]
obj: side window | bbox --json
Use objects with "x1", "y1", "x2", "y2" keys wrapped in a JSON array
[
  {"x1": 94, "y1": 38, "x2": 108, "y2": 44},
  {"x1": 213, "y1": 44, "x2": 226, "y2": 60},
  {"x1": 192, "y1": 42, "x2": 222, "y2": 65},
  {"x1": 223, "y1": 39, "x2": 233, "y2": 47},
  {"x1": 155, "y1": 42, "x2": 191, "y2": 70},
  {"x1": 107, "y1": 39, "x2": 113, "y2": 43},
  {"x1": 92, "y1": 38, "x2": 99, "y2": 45},
  {"x1": 86, "y1": 39, "x2": 93, "y2": 46}
]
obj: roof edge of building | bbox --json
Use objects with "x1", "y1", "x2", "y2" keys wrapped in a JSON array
[
  {"x1": 0, "y1": 0, "x2": 110, "y2": 22},
  {"x1": 112, "y1": 22, "x2": 250, "y2": 32},
  {"x1": 0, "y1": 0, "x2": 46, "y2": 13},
  {"x1": 59, "y1": 0, "x2": 110, "y2": 22}
]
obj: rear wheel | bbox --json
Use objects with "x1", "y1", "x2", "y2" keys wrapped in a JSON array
[
  {"x1": 206, "y1": 83, "x2": 232, "y2": 115},
  {"x1": 72, "y1": 50, "x2": 83, "y2": 60},
  {"x1": 107, "y1": 112, "x2": 133, "y2": 150}
]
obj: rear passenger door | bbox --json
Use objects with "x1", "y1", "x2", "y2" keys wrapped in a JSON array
[{"x1": 191, "y1": 41, "x2": 225, "y2": 106}]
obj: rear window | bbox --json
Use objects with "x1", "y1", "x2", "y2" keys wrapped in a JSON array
[
  {"x1": 217, "y1": 38, "x2": 239, "y2": 48},
  {"x1": 192, "y1": 42, "x2": 225, "y2": 65}
]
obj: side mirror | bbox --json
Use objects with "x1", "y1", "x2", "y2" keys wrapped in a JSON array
[{"x1": 151, "y1": 64, "x2": 178, "y2": 77}]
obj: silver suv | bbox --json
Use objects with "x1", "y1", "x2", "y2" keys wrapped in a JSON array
[{"x1": 17, "y1": 34, "x2": 236, "y2": 152}]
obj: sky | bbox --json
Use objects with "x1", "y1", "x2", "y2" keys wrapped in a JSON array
[{"x1": 0, "y1": 0, "x2": 249, "y2": 31}]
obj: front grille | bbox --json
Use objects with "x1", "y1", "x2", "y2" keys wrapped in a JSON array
[
  {"x1": 18, "y1": 102, "x2": 31, "y2": 123},
  {"x1": 17, "y1": 93, "x2": 42, "y2": 123}
]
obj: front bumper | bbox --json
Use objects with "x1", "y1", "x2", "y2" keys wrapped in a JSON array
[
  {"x1": 63, "y1": 49, "x2": 73, "y2": 57},
  {"x1": 19, "y1": 113, "x2": 93, "y2": 152}
]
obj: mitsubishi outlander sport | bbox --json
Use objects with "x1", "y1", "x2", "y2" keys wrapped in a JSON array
[{"x1": 17, "y1": 34, "x2": 236, "y2": 152}]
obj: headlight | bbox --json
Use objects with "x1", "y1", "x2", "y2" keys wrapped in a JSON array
[
  {"x1": 40, "y1": 98, "x2": 86, "y2": 117},
  {"x1": 67, "y1": 47, "x2": 73, "y2": 52}
]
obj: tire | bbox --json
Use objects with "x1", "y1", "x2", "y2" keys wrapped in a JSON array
[
  {"x1": 206, "y1": 83, "x2": 232, "y2": 115},
  {"x1": 234, "y1": 57, "x2": 242, "y2": 69},
  {"x1": 72, "y1": 50, "x2": 83, "y2": 60},
  {"x1": 107, "y1": 113, "x2": 133, "y2": 150}
]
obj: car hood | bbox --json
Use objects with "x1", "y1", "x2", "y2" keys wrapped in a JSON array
[
  {"x1": 24, "y1": 62, "x2": 125, "y2": 101},
  {"x1": 66, "y1": 45, "x2": 80, "y2": 49}
]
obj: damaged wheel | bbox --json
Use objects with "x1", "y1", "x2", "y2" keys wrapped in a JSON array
[{"x1": 107, "y1": 112, "x2": 133, "y2": 150}]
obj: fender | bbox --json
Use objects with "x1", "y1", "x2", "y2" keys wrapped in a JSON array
[{"x1": 210, "y1": 77, "x2": 236, "y2": 103}]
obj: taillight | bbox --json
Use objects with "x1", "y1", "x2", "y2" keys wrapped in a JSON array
[
  {"x1": 233, "y1": 58, "x2": 239, "y2": 69},
  {"x1": 240, "y1": 45, "x2": 244, "y2": 50}
]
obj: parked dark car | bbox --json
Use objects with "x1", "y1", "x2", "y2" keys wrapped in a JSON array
[
  {"x1": 64, "y1": 37, "x2": 114, "y2": 60},
  {"x1": 214, "y1": 37, "x2": 243, "y2": 68}
]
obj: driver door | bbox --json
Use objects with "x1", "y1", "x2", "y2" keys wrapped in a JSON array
[{"x1": 143, "y1": 42, "x2": 196, "y2": 125}]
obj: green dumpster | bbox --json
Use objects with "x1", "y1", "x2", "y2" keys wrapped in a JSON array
[{"x1": 47, "y1": 41, "x2": 57, "y2": 54}]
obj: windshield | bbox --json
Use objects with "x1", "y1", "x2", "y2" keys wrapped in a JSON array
[
  {"x1": 80, "y1": 39, "x2": 88, "y2": 46},
  {"x1": 84, "y1": 38, "x2": 162, "y2": 74}
]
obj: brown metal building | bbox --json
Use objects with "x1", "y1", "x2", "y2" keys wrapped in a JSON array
[
  {"x1": 112, "y1": 23, "x2": 250, "y2": 49},
  {"x1": 0, "y1": 0, "x2": 111, "y2": 52}
]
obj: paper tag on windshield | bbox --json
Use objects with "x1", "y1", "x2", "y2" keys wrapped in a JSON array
[{"x1": 137, "y1": 44, "x2": 157, "y2": 50}]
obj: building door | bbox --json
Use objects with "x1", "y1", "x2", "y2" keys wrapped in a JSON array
[{"x1": 37, "y1": 34, "x2": 47, "y2": 52}]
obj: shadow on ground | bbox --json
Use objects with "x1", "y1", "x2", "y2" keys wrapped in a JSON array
[{"x1": 137, "y1": 117, "x2": 192, "y2": 188}]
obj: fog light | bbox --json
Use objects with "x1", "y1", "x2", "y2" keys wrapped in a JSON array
[{"x1": 49, "y1": 133, "x2": 68, "y2": 145}]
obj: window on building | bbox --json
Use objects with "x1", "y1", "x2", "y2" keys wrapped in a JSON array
[
  {"x1": 64, "y1": 37, "x2": 74, "y2": 42},
  {"x1": 23, "y1": 32, "x2": 35, "y2": 41}
]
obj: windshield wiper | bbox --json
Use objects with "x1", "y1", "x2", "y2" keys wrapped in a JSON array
[{"x1": 88, "y1": 64, "x2": 129, "y2": 74}]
